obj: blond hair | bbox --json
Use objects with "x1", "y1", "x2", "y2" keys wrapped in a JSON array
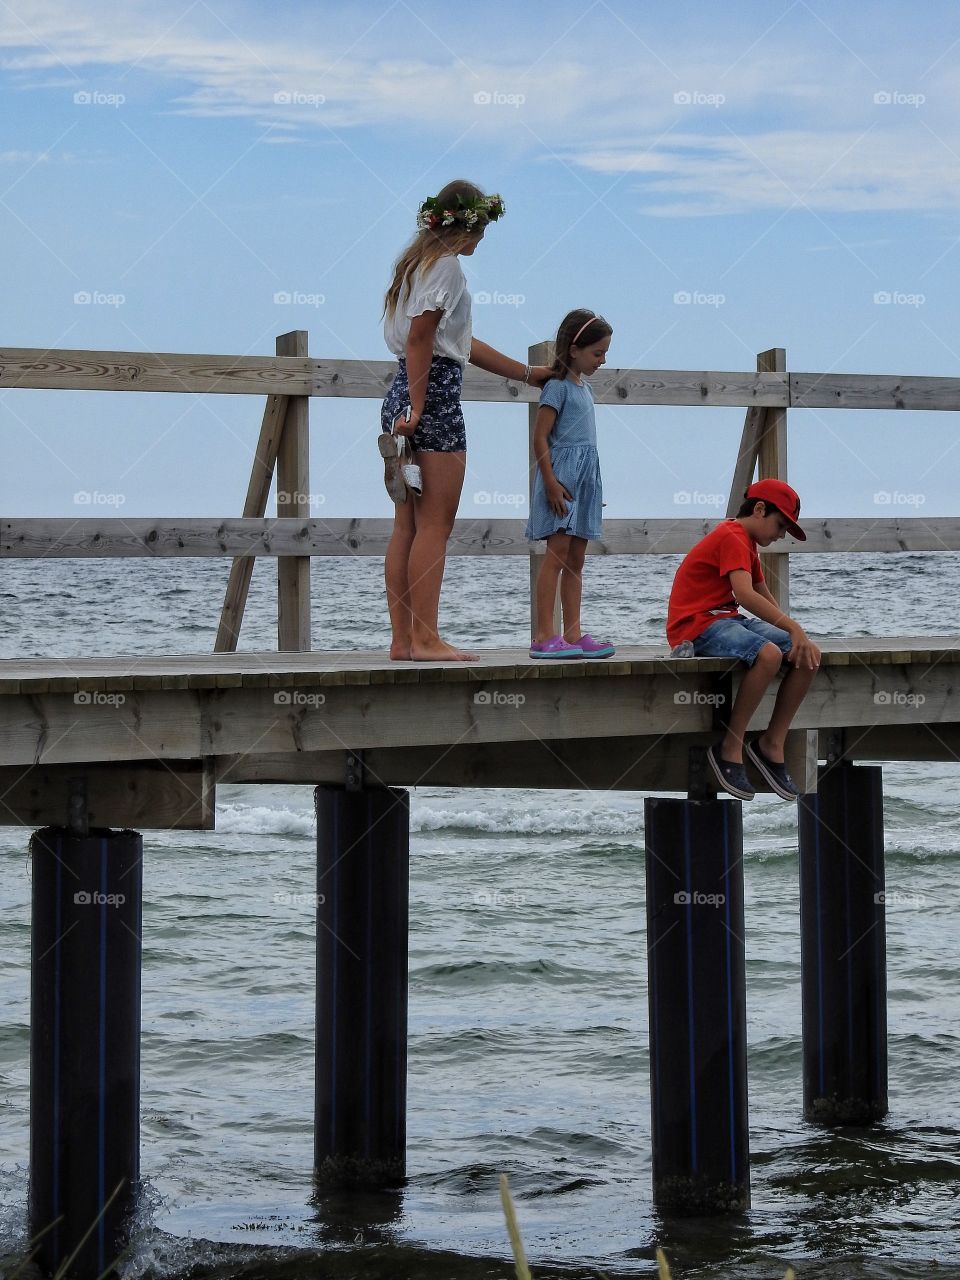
[{"x1": 383, "y1": 180, "x2": 494, "y2": 318}]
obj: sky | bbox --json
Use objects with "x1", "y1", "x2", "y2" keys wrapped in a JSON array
[{"x1": 1, "y1": 0, "x2": 959, "y2": 523}]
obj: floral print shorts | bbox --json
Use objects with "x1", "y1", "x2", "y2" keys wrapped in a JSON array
[{"x1": 381, "y1": 356, "x2": 467, "y2": 453}]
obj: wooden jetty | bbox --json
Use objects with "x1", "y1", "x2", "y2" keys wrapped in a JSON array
[{"x1": 4, "y1": 336, "x2": 960, "y2": 1273}]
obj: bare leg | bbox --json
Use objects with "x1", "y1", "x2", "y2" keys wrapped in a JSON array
[
  {"x1": 384, "y1": 495, "x2": 416, "y2": 659},
  {"x1": 533, "y1": 532, "x2": 572, "y2": 643},
  {"x1": 407, "y1": 450, "x2": 477, "y2": 661},
  {"x1": 720, "y1": 643, "x2": 783, "y2": 763},
  {"x1": 758, "y1": 664, "x2": 818, "y2": 762},
  {"x1": 560, "y1": 537, "x2": 587, "y2": 642}
]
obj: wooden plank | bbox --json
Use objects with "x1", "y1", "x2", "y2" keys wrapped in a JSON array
[
  {"x1": 754, "y1": 662, "x2": 960, "y2": 732},
  {"x1": 757, "y1": 348, "x2": 789, "y2": 610},
  {"x1": 5, "y1": 346, "x2": 960, "y2": 409},
  {"x1": 0, "y1": 759, "x2": 214, "y2": 829},
  {"x1": 276, "y1": 332, "x2": 311, "y2": 652},
  {"x1": 9, "y1": 516, "x2": 960, "y2": 559},
  {"x1": 0, "y1": 690, "x2": 202, "y2": 766},
  {"x1": 791, "y1": 373, "x2": 960, "y2": 411},
  {"x1": 588, "y1": 369, "x2": 787, "y2": 406},
  {"x1": 0, "y1": 640, "x2": 956, "y2": 691},
  {"x1": 0, "y1": 347, "x2": 315, "y2": 395},
  {"x1": 215, "y1": 391, "x2": 289, "y2": 652},
  {"x1": 200, "y1": 674, "x2": 716, "y2": 757},
  {"x1": 0, "y1": 346, "x2": 790, "y2": 405},
  {"x1": 817, "y1": 723, "x2": 960, "y2": 762},
  {"x1": 726, "y1": 406, "x2": 766, "y2": 517},
  {"x1": 215, "y1": 734, "x2": 804, "y2": 793}
]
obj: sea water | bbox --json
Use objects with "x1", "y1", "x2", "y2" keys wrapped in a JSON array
[{"x1": 2, "y1": 553, "x2": 960, "y2": 1279}]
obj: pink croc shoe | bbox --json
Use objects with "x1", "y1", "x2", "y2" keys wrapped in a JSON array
[
  {"x1": 529, "y1": 635, "x2": 584, "y2": 659},
  {"x1": 577, "y1": 633, "x2": 615, "y2": 658}
]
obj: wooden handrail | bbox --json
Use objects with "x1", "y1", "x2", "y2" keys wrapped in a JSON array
[
  {"x1": 5, "y1": 344, "x2": 960, "y2": 409},
  {"x1": 4, "y1": 516, "x2": 959, "y2": 558}
]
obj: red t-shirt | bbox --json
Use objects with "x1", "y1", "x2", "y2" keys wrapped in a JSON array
[{"x1": 666, "y1": 521, "x2": 764, "y2": 646}]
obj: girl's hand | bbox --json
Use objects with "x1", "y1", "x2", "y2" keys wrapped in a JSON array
[
  {"x1": 393, "y1": 408, "x2": 421, "y2": 437},
  {"x1": 528, "y1": 364, "x2": 554, "y2": 388},
  {"x1": 546, "y1": 479, "x2": 571, "y2": 516}
]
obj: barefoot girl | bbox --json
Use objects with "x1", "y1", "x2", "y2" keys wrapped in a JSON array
[
  {"x1": 527, "y1": 309, "x2": 615, "y2": 659},
  {"x1": 382, "y1": 180, "x2": 552, "y2": 662}
]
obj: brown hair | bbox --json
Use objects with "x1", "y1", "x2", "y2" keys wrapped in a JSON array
[
  {"x1": 383, "y1": 179, "x2": 496, "y2": 318},
  {"x1": 550, "y1": 308, "x2": 613, "y2": 379},
  {"x1": 737, "y1": 496, "x2": 785, "y2": 520}
]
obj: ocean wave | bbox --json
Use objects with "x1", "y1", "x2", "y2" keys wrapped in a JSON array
[
  {"x1": 216, "y1": 804, "x2": 316, "y2": 837},
  {"x1": 412, "y1": 804, "x2": 644, "y2": 836}
]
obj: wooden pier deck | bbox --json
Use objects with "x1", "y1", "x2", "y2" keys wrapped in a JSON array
[
  {"x1": 1, "y1": 638, "x2": 957, "y2": 829},
  {"x1": 11, "y1": 337, "x2": 960, "y2": 1258}
]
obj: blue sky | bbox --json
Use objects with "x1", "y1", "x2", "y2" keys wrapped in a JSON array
[{"x1": 2, "y1": 0, "x2": 959, "y2": 522}]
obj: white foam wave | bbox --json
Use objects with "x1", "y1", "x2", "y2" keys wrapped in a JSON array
[
  {"x1": 411, "y1": 804, "x2": 644, "y2": 837},
  {"x1": 215, "y1": 803, "x2": 315, "y2": 837},
  {"x1": 214, "y1": 800, "x2": 644, "y2": 840}
]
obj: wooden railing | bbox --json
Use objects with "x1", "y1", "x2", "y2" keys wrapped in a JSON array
[{"x1": 4, "y1": 335, "x2": 960, "y2": 652}]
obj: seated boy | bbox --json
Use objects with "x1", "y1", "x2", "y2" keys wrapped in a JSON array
[{"x1": 666, "y1": 479, "x2": 821, "y2": 801}]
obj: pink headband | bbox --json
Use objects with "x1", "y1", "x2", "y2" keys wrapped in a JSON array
[{"x1": 571, "y1": 313, "x2": 602, "y2": 346}]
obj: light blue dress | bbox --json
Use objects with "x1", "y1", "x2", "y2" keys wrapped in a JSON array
[{"x1": 525, "y1": 377, "x2": 603, "y2": 541}]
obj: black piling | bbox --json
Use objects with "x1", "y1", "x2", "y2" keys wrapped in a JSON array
[
  {"x1": 29, "y1": 826, "x2": 142, "y2": 1279},
  {"x1": 798, "y1": 762, "x2": 888, "y2": 1123},
  {"x1": 314, "y1": 784, "x2": 409, "y2": 1188},
  {"x1": 645, "y1": 797, "x2": 749, "y2": 1213}
]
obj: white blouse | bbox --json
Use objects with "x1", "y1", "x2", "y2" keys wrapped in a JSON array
[{"x1": 383, "y1": 254, "x2": 473, "y2": 367}]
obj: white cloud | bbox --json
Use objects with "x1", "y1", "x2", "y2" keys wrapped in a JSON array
[
  {"x1": 0, "y1": 149, "x2": 49, "y2": 163},
  {"x1": 573, "y1": 125, "x2": 960, "y2": 216},
  {"x1": 2, "y1": 1, "x2": 960, "y2": 214}
]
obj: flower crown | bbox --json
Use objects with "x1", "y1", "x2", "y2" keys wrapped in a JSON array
[{"x1": 417, "y1": 192, "x2": 505, "y2": 232}]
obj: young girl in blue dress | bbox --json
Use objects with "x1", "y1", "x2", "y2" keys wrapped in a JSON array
[{"x1": 526, "y1": 309, "x2": 615, "y2": 659}]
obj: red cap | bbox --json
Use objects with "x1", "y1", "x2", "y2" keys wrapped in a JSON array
[{"x1": 745, "y1": 479, "x2": 806, "y2": 541}]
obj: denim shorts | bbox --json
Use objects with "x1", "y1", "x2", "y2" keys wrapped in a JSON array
[
  {"x1": 381, "y1": 356, "x2": 467, "y2": 453},
  {"x1": 693, "y1": 614, "x2": 792, "y2": 666}
]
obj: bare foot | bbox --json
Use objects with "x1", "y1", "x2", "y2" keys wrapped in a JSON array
[
  {"x1": 390, "y1": 640, "x2": 412, "y2": 660},
  {"x1": 409, "y1": 640, "x2": 479, "y2": 662}
]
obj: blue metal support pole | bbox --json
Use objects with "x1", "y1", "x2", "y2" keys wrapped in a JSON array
[
  {"x1": 29, "y1": 826, "x2": 142, "y2": 1278},
  {"x1": 798, "y1": 762, "x2": 888, "y2": 1123},
  {"x1": 314, "y1": 785, "x2": 409, "y2": 1188},
  {"x1": 645, "y1": 796, "x2": 749, "y2": 1213}
]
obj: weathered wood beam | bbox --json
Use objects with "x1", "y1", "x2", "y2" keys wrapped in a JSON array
[
  {"x1": 1, "y1": 655, "x2": 957, "y2": 769},
  {"x1": 215, "y1": 731, "x2": 817, "y2": 794},
  {"x1": 215, "y1": 391, "x2": 289, "y2": 652},
  {"x1": 7, "y1": 517, "x2": 960, "y2": 558},
  {"x1": 791, "y1": 373, "x2": 960, "y2": 411},
  {"x1": 0, "y1": 759, "x2": 213, "y2": 828},
  {"x1": 0, "y1": 347, "x2": 788, "y2": 404}
]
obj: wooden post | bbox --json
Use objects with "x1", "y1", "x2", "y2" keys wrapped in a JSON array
[
  {"x1": 798, "y1": 763, "x2": 888, "y2": 1123},
  {"x1": 277, "y1": 330, "x2": 311, "y2": 651},
  {"x1": 644, "y1": 796, "x2": 750, "y2": 1213},
  {"x1": 314, "y1": 784, "x2": 409, "y2": 1187},
  {"x1": 527, "y1": 341, "x2": 558, "y2": 641},
  {"x1": 756, "y1": 347, "x2": 788, "y2": 610},
  {"x1": 215, "y1": 391, "x2": 289, "y2": 652},
  {"x1": 726, "y1": 405, "x2": 767, "y2": 518},
  {"x1": 29, "y1": 826, "x2": 142, "y2": 1279}
]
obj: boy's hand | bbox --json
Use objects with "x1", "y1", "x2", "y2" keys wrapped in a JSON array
[
  {"x1": 787, "y1": 633, "x2": 821, "y2": 670},
  {"x1": 545, "y1": 478, "x2": 571, "y2": 516}
]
